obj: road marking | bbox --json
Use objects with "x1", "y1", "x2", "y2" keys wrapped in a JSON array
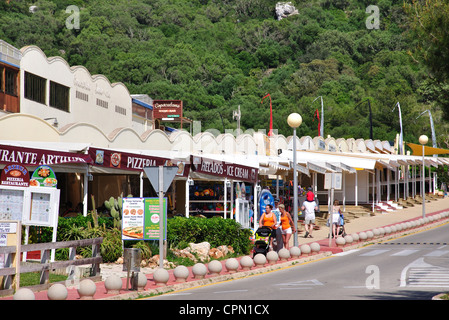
[
  {"x1": 359, "y1": 249, "x2": 390, "y2": 256},
  {"x1": 424, "y1": 250, "x2": 449, "y2": 257},
  {"x1": 334, "y1": 249, "x2": 361, "y2": 256},
  {"x1": 400, "y1": 258, "x2": 449, "y2": 288},
  {"x1": 391, "y1": 249, "x2": 419, "y2": 256},
  {"x1": 213, "y1": 289, "x2": 248, "y2": 294}
]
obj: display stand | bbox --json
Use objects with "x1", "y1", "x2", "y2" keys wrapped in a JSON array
[{"x1": 0, "y1": 220, "x2": 21, "y2": 292}]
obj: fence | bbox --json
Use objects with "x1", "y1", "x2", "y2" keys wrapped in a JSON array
[{"x1": 0, "y1": 237, "x2": 103, "y2": 296}]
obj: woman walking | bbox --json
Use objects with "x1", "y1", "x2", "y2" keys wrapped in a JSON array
[{"x1": 278, "y1": 204, "x2": 295, "y2": 249}]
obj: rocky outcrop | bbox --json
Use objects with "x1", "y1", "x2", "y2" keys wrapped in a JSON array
[{"x1": 275, "y1": 2, "x2": 299, "y2": 20}]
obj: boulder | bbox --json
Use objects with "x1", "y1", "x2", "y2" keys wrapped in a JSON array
[{"x1": 275, "y1": 2, "x2": 299, "y2": 21}]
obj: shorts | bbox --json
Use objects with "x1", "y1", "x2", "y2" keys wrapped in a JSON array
[
  {"x1": 305, "y1": 219, "x2": 315, "y2": 225},
  {"x1": 281, "y1": 227, "x2": 292, "y2": 235}
]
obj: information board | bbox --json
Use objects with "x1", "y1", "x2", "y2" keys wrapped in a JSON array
[{"x1": 122, "y1": 197, "x2": 167, "y2": 241}]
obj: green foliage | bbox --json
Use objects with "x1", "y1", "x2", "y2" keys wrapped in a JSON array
[
  {"x1": 167, "y1": 216, "x2": 253, "y2": 255},
  {"x1": 1, "y1": 0, "x2": 448, "y2": 145},
  {"x1": 104, "y1": 196, "x2": 123, "y2": 229}
]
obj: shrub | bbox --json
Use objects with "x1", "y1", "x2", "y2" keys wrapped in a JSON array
[{"x1": 167, "y1": 217, "x2": 252, "y2": 255}]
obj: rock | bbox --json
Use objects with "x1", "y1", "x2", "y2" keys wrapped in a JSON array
[
  {"x1": 275, "y1": 2, "x2": 299, "y2": 21},
  {"x1": 189, "y1": 242, "x2": 211, "y2": 262},
  {"x1": 209, "y1": 248, "x2": 224, "y2": 259}
]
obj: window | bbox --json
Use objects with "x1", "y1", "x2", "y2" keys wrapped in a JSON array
[
  {"x1": 96, "y1": 98, "x2": 108, "y2": 109},
  {"x1": 24, "y1": 72, "x2": 46, "y2": 104},
  {"x1": 5, "y1": 68, "x2": 18, "y2": 96},
  {"x1": 76, "y1": 90, "x2": 88, "y2": 102},
  {"x1": 50, "y1": 81, "x2": 70, "y2": 111},
  {"x1": 0, "y1": 67, "x2": 3, "y2": 93}
]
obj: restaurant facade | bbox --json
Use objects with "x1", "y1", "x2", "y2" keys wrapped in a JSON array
[{"x1": 0, "y1": 40, "x2": 446, "y2": 228}]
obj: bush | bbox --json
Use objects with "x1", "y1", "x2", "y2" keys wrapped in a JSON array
[{"x1": 167, "y1": 217, "x2": 252, "y2": 255}]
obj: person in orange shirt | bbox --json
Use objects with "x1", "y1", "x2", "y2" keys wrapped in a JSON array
[
  {"x1": 278, "y1": 204, "x2": 295, "y2": 250},
  {"x1": 259, "y1": 204, "x2": 277, "y2": 249}
]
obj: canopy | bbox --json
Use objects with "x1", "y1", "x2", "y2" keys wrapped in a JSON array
[{"x1": 407, "y1": 142, "x2": 449, "y2": 156}]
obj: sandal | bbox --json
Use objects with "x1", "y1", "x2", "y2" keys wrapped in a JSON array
[{"x1": 308, "y1": 234, "x2": 313, "y2": 238}]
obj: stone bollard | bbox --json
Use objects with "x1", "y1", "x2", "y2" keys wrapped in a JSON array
[
  {"x1": 359, "y1": 231, "x2": 367, "y2": 241},
  {"x1": 47, "y1": 283, "x2": 68, "y2": 300},
  {"x1": 104, "y1": 275, "x2": 123, "y2": 294},
  {"x1": 13, "y1": 288, "x2": 35, "y2": 300},
  {"x1": 192, "y1": 263, "x2": 208, "y2": 279},
  {"x1": 300, "y1": 244, "x2": 311, "y2": 256},
  {"x1": 153, "y1": 268, "x2": 169, "y2": 287},
  {"x1": 266, "y1": 251, "x2": 279, "y2": 264},
  {"x1": 384, "y1": 226, "x2": 392, "y2": 235},
  {"x1": 344, "y1": 235, "x2": 353, "y2": 245},
  {"x1": 335, "y1": 236, "x2": 346, "y2": 247},
  {"x1": 351, "y1": 233, "x2": 359, "y2": 243},
  {"x1": 278, "y1": 248, "x2": 290, "y2": 261},
  {"x1": 366, "y1": 230, "x2": 374, "y2": 239},
  {"x1": 173, "y1": 265, "x2": 190, "y2": 282},
  {"x1": 310, "y1": 242, "x2": 320, "y2": 254},
  {"x1": 289, "y1": 246, "x2": 301, "y2": 258},
  {"x1": 390, "y1": 225, "x2": 397, "y2": 233},
  {"x1": 239, "y1": 256, "x2": 254, "y2": 271},
  {"x1": 208, "y1": 260, "x2": 223, "y2": 276},
  {"x1": 77, "y1": 279, "x2": 96, "y2": 300},
  {"x1": 372, "y1": 228, "x2": 380, "y2": 238},
  {"x1": 253, "y1": 253, "x2": 267, "y2": 267},
  {"x1": 225, "y1": 258, "x2": 239, "y2": 273}
]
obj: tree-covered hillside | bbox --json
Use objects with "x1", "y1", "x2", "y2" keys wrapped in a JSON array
[{"x1": 1, "y1": 0, "x2": 448, "y2": 146}]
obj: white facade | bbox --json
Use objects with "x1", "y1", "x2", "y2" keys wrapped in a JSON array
[{"x1": 19, "y1": 45, "x2": 135, "y2": 135}]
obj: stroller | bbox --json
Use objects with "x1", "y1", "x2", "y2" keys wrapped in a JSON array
[{"x1": 253, "y1": 226, "x2": 272, "y2": 257}]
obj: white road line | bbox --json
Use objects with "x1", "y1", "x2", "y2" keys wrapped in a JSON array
[
  {"x1": 334, "y1": 249, "x2": 361, "y2": 256},
  {"x1": 424, "y1": 250, "x2": 449, "y2": 257},
  {"x1": 359, "y1": 249, "x2": 390, "y2": 256},
  {"x1": 391, "y1": 249, "x2": 419, "y2": 256},
  {"x1": 213, "y1": 290, "x2": 248, "y2": 294}
]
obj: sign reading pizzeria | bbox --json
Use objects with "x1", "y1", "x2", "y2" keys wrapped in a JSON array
[
  {"x1": 0, "y1": 163, "x2": 30, "y2": 187},
  {"x1": 152, "y1": 100, "x2": 183, "y2": 120}
]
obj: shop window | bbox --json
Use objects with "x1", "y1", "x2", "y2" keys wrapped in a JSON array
[
  {"x1": 5, "y1": 68, "x2": 18, "y2": 96},
  {"x1": 0, "y1": 66, "x2": 3, "y2": 92},
  {"x1": 24, "y1": 71, "x2": 46, "y2": 104},
  {"x1": 50, "y1": 81, "x2": 70, "y2": 112}
]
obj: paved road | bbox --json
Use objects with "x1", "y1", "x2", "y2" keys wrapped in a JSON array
[{"x1": 150, "y1": 223, "x2": 449, "y2": 300}]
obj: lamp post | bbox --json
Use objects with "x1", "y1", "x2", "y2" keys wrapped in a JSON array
[
  {"x1": 419, "y1": 135, "x2": 428, "y2": 218},
  {"x1": 287, "y1": 113, "x2": 302, "y2": 247}
]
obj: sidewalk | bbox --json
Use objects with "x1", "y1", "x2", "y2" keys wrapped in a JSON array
[{"x1": 3, "y1": 197, "x2": 449, "y2": 300}]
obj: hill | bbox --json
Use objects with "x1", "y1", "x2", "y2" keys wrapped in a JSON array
[{"x1": 1, "y1": 0, "x2": 448, "y2": 145}]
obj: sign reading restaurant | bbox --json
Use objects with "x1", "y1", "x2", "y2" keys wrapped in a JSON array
[
  {"x1": 0, "y1": 144, "x2": 92, "y2": 166},
  {"x1": 152, "y1": 100, "x2": 183, "y2": 120}
]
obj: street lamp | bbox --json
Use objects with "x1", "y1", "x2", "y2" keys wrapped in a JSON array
[
  {"x1": 287, "y1": 113, "x2": 302, "y2": 247},
  {"x1": 419, "y1": 134, "x2": 428, "y2": 218}
]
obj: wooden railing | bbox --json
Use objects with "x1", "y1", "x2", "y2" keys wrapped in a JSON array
[{"x1": 0, "y1": 237, "x2": 103, "y2": 296}]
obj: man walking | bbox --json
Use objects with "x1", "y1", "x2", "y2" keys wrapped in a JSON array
[{"x1": 301, "y1": 191, "x2": 318, "y2": 238}]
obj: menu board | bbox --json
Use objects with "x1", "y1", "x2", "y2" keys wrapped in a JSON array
[
  {"x1": 0, "y1": 188, "x2": 25, "y2": 221},
  {"x1": 122, "y1": 197, "x2": 145, "y2": 240},
  {"x1": 30, "y1": 165, "x2": 57, "y2": 188},
  {"x1": 121, "y1": 197, "x2": 167, "y2": 241},
  {"x1": 29, "y1": 192, "x2": 51, "y2": 224},
  {"x1": 144, "y1": 197, "x2": 167, "y2": 241}
]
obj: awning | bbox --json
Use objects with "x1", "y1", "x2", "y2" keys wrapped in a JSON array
[
  {"x1": 0, "y1": 143, "x2": 92, "y2": 167},
  {"x1": 88, "y1": 147, "x2": 190, "y2": 177},
  {"x1": 407, "y1": 142, "x2": 449, "y2": 156},
  {"x1": 190, "y1": 154, "x2": 259, "y2": 183}
]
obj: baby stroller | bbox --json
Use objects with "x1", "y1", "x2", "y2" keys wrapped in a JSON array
[{"x1": 253, "y1": 226, "x2": 272, "y2": 257}]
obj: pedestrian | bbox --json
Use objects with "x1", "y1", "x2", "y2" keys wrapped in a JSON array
[
  {"x1": 301, "y1": 191, "x2": 318, "y2": 238},
  {"x1": 278, "y1": 204, "x2": 295, "y2": 249},
  {"x1": 272, "y1": 198, "x2": 284, "y2": 251},
  {"x1": 259, "y1": 204, "x2": 277, "y2": 250},
  {"x1": 331, "y1": 199, "x2": 341, "y2": 238}
]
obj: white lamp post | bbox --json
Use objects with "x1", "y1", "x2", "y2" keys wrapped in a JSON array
[
  {"x1": 287, "y1": 113, "x2": 302, "y2": 247},
  {"x1": 419, "y1": 134, "x2": 428, "y2": 218}
]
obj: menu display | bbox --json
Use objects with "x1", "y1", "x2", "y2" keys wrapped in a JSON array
[
  {"x1": 29, "y1": 192, "x2": 51, "y2": 224},
  {"x1": 0, "y1": 188, "x2": 25, "y2": 221},
  {"x1": 122, "y1": 197, "x2": 167, "y2": 241}
]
